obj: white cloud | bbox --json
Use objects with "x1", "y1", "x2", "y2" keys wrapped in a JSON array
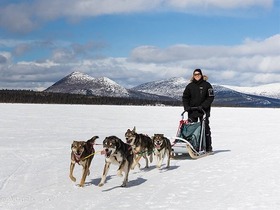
[
  {"x1": 0, "y1": 0, "x2": 274, "y2": 33},
  {"x1": 130, "y1": 34, "x2": 280, "y2": 60},
  {"x1": 0, "y1": 52, "x2": 11, "y2": 64},
  {"x1": 0, "y1": 34, "x2": 279, "y2": 89},
  {"x1": 167, "y1": 0, "x2": 273, "y2": 9},
  {"x1": 253, "y1": 73, "x2": 280, "y2": 84},
  {"x1": 0, "y1": 3, "x2": 37, "y2": 33}
]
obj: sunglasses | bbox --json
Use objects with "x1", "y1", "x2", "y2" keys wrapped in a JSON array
[{"x1": 193, "y1": 73, "x2": 201, "y2": 76}]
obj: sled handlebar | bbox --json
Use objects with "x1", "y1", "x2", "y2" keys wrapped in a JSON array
[{"x1": 181, "y1": 107, "x2": 206, "y2": 116}]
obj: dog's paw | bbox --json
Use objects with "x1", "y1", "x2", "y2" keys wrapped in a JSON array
[
  {"x1": 98, "y1": 183, "x2": 104, "y2": 187},
  {"x1": 120, "y1": 183, "x2": 127, "y2": 187},
  {"x1": 117, "y1": 170, "x2": 123, "y2": 177},
  {"x1": 78, "y1": 184, "x2": 84, "y2": 187},
  {"x1": 70, "y1": 176, "x2": 76, "y2": 182},
  {"x1": 131, "y1": 163, "x2": 141, "y2": 170}
]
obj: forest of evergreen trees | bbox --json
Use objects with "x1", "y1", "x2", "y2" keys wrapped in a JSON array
[{"x1": 0, "y1": 89, "x2": 182, "y2": 106}]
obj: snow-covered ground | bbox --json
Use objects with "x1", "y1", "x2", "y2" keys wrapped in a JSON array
[{"x1": 0, "y1": 104, "x2": 280, "y2": 210}]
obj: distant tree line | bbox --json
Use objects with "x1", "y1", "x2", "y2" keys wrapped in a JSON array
[{"x1": 0, "y1": 89, "x2": 182, "y2": 106}]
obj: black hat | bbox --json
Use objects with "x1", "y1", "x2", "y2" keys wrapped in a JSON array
[{"x1": 193, "y1": 69, "x2": 202, "y2": 75}]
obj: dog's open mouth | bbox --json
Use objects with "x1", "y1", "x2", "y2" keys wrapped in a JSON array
[
  {"x1": 155, "y1": 143, "x2": 161, "y2": 149},
  {"x1": 126, "y1": 139, "x2": 132, "y2": 144},
  {"x1": 74, "y1": 152, "x2": 82, "y2": 160},
  {"x1": 104, "y1": 149, "x2": 112, "y2": 158}
]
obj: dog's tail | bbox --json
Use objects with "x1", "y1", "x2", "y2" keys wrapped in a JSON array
[{"x1": 88, "y1": 136, "x2": 99, "y2": 144}]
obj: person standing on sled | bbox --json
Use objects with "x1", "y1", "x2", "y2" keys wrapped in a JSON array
[{"x1": 182, "y1": 69, "x2": 215, "y2": 153}]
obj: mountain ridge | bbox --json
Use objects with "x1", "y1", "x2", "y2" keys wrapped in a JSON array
[{"x1": 44, "y1": 71, "x2": 280, "y2": 107}]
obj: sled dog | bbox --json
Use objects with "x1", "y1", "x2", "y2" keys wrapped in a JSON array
[
  {"x1": 152, "y1": 134, "x2": 171, "y2": 168},
  {"x1": 69, "y1": 136, "x2": 99, "y2": 187},
  {"x1": 125, "y1": 126, "x2": 154, "y2": 169},
  {"x1": 98, "y1": 136, "x2": 133, "y2": 187}
]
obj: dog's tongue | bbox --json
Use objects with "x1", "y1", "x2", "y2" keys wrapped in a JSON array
[
  {"x1": 74, "y1": 153, "x2": 82, "y2": 161},
  {"x1": 106, "y1": 150, "x2": 112, "y2": 157},
  {"x1": 101, "y1": 149, "x2": 111, "y2": 157},
  {"x1": 156, "y1": 144, "x2": 161, "y2": 149}
]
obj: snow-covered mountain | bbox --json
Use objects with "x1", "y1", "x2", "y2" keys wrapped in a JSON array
[
  {"x1": 44, "y1": 72, "x2": 177, "y2": 101},
  {"x1": 45, "y1": 71, "x2": 130, "y2": 98},
  {"x1": 222, "y1": 83, "x2": 280, "y2": 99},
  {"x1": 130, "y1": 77, "x2": 186, "y2": 100},
  {"x1": 44, "y1": 72, "x2": 280, "y2": 107},
  {"x1": 132, "y1": 77, "x2": 280, "y2": 107}
]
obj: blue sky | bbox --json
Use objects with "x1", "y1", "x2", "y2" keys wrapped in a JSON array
[{"x1": 0, "y1": 0, "x2": 279, "y2": 90}]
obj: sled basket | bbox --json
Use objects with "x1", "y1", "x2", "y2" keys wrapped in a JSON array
[
  {"x1": 177, "y1": 120, "x2": 202, "y2": 151},
  {"x1": 172, "y1": 108, "x2": 206, "y2": 156}
]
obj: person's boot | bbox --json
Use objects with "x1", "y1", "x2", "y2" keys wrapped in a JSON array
[{"x1": 206, "y1": 134, "x2": 212, "y2": 152}]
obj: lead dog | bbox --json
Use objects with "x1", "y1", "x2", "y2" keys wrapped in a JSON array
[
  {"x1": 98, "y1": 136, "x2": 133, "y2": 187},
  {"x1": 125, "y1": 126, "x2": 153, "y2": 169},
  {"x1": 69, "y1": 136, "x2": 99, "y2": 187},
  {"x1": 152, "y1": 134, "x2": 171, "y2": 168}
]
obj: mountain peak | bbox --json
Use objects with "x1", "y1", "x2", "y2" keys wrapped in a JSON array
[
  {"x1": 44, "y1": 72, "x2": 280, "y2": 107},
  {"x1": 131, "y1": 77, "x2": 188, "y2": 99},
  {"x1": 96, "y1": 77, "x2": 118, "y2": 85},
  {"x1": 66, "y1": 71, "x2": 94, "y2": 82},
  {"x1": 45, "y1": 72, "x2": 130, "y2": 97}
]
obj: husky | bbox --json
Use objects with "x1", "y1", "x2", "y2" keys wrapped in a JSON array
[
  {"x1": 125, "y1": 126, "x2": 154, "y2": 169},
  {"x1": 69, "y1": 136, "x2": 99, "y2": 187},
  {"x1": 98, "y1": 136, "x2": 133, "y2": 187},
  {"x1": 152, "y1": 134, "x2": 171, "y2": 168}
]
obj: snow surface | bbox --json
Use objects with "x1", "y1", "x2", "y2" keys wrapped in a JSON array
[{"x1": 1, "y1": 104, "x2": 280, "y2": 210}]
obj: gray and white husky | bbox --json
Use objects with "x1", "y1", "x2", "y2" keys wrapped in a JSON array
[
  {"x1": 125, "y1": 126, "x2": 154, "y2": 169},
  {"x1": 152, "y1": 134, "x2": 171, "y2": 169},
  {"x1": 98, "y1": 136, "x2": 133, "y2": 187}
]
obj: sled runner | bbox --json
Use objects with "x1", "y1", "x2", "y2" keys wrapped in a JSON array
[{"x1": 171, "y1": 107, "x2": 212, "y2": 159}]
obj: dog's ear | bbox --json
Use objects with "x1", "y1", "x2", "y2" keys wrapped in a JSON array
[
  {"x1": 132, "y1": 126, "x2": 136, "y2": 133},
  {"x1": 71, "y1": 141, "x2": 75, "y2": 149},
  {"x1": 103, "y1": 137, "x2": 107, "y2": 145}
]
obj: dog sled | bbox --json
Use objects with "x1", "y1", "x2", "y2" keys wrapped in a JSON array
[{"x1": 171, "y1": 107, "x2": 211, "y2": 159}]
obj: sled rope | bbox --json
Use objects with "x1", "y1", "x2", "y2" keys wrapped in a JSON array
[
  {"x1": 134, "y1": 149, "x2": 154, "y2": 156},
  {"x1": 81, "y1": 150, "x2": 103, "y2": 161},
  {"x1": 80, "y1": 142, "x2": 105, "y2": 160}
]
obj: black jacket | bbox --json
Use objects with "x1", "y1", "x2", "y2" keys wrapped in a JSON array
[{"x1": 182, "y1": 76, "x2": 214, "y2": 118}]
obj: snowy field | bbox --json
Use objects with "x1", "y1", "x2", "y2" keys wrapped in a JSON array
[{"x1": 0, "y1": 103, "x2": 280, "y2": 210}]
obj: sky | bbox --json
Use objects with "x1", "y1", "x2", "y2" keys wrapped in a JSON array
[
  {"x1": 0, "y1": 0, "x2": 279, "y2": 91},
  {"x1": 1, "y1": 104, "x2": 280, "y2": 209}
]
